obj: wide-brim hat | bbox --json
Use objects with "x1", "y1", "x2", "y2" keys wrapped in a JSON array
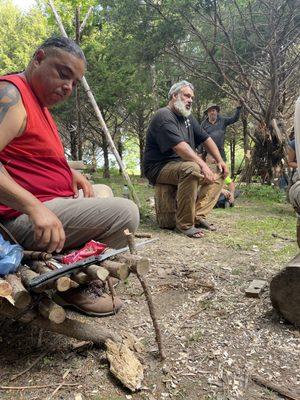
[{"x1": 204, "y1": 103, "x2": 220, "y2": 114}]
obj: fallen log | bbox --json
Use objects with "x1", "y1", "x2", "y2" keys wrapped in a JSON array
[
  {"x1": 270, "y1": 253, "x2": 300, "y2": 326},
  {"x1": 5, "y1": 274, "x2": 31, "y2": 309}
]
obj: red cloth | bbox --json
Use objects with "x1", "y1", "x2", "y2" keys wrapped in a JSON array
[{"x1": 0, "y1": 74, "x2": 74, "y2": 220}]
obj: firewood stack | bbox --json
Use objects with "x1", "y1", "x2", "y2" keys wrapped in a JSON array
[{"x1": 0, "y1": 249, "x2": 150, "y2": 326}]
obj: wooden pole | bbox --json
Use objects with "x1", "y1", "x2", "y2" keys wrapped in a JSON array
[{"x1": 47, "y1": 0, "x2": 140, "y2": 207}]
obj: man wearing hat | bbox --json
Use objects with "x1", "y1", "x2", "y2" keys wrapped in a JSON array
[{"x1": 200, "y1": 102, "x2": 242, "y2": 161}]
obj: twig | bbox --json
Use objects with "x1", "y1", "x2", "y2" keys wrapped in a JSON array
[
  {"x1": 9, "y1": 350, "x2": 49, "y2": 382},
  {"x1": 136, "y1": 273, "x2": 166, "y2": 360},
  {"x1": 272, "y1": 233, "x2": 295, "y2": 242},
  {"x1": 47, "y1": 369, "x2": 70, "y2": 399},
  {"x1": 251, "y1": 375, "x2": 300, "y2": 400},
  {"x1": 107, "y1": 277, "x2": 117, "y2": 314},
  {"x1": 124, "y1": 230, "x2": 166, "y2": 360},
  {"x1": 0, "y1": 383, "x2": 79, "y2": 390},
  {"x1": 134, "y1": 233, "x2": 152, "y2": 238}
]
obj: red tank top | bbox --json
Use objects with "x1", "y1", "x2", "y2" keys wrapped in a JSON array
[{"x1": 0, "y1": 74, "x2": 74, "y2": 220}]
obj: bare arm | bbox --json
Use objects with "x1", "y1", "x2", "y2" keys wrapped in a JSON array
[{"x1": 0, "y1": 81, "x2": 65, "y2": 253}]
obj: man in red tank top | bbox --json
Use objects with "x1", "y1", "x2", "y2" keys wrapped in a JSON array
[{"x1": 0, "y1": 37, "x2": 139, "y2": 316}]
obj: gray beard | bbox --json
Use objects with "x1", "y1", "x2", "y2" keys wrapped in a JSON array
[{"x1": 174, "y1": 97, "x2": 192, "y2": 117}]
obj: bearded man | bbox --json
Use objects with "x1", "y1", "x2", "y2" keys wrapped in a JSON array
[{"x1": 144, "y1": 81, "x2": 227, "y2": 238}]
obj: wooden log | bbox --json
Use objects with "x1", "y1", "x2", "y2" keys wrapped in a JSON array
[
  {"x1": 84, "y1": 264, "x2": 109, "y2": 281},
  {"x1": 270, "y1": 253, "x2": 300, "y2": 326},
  {"x1": 154, "y1": 184, "x2": 177, "y2": 229},
  {"x1": 0, "y1": 278, "x2": 12, "y2": 297},
  {"x1": 124, "y1": 229, "x2": 136, "y2": 254},
  {"x1": 71, "y1": 272, "x2": 90, "y2": 285},
  {"x1": 5, "y1": 274, "x2": 31, "y2": 309},
  {"x1": 101, "y1": 260, "x2": 130, "y2": 280},
  {"x1": 0, "y1": 299, "x2": 37, "y2": 323},
  {"x1": 115, "y1": 254, "x2": 150, "y2": 276},
  {"x1": 31, "y1": 261, "x2": 79, "y2": 291},
  {"x1": 23, "y1": 251, "x2": 52, "y2": 261},
  {"x1": 38, "y1": 297, "x2": 66, "y2": 324}
]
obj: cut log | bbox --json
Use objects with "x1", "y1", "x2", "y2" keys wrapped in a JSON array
[
  {"x1": 270, "y1": 253, "x2": 300, "y2": 326},
  {"x1": 23, "y1": 251, "x2": 52, "y2": 261},
  {"x1": 0, "y1": 278, "x2": 12, "y2": 297},
  {"x1": 101, "y1": 260, "x2": 130, "y2": 280},
  {"x1": 123, "y1": 229, "x2": 136, "y2": 254},
  {"x1": 0, "y1": 299, "x2": 37, "y2": 323},
  {"x1": 5, "y1": 274, "x2": 31, "y2": 309},
  {"x1": 71, "y1": 272, "x2": 90, "y2": 285},
  {"x1": 115, "y1": 254, "x2": 150, "y2": 276},
  {"x1": 30, "y1": 261, "x2": 79, "y2": 292},
  {"x1": 154, "y1": 183, "x2": 177, "y2": 229},
  {"x1": 38, "y1": 297, "x2": 66, "y2": 324},
  {"x1": 84, "y1": 265, "x2": 109, "y2": 281}
]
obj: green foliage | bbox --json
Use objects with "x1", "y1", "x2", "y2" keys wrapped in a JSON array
[
  {"x1": 239, "y1": 184, "x2": 284, "y2": 203},
  {"x1": 0, "y1": 0, "x2": 48, "y2": 74}
]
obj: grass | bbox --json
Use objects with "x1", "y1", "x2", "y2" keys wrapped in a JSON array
[{"x1": 92, "y1": 173, "x2": 299, "y2": 264}]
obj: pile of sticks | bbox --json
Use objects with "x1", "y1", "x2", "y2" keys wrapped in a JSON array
[{"x1": 0, "y1": 249, "x2": 150, "y2": 326}]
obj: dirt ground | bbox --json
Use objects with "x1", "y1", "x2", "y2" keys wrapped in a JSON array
[{"x1": 0, "y1": 198, "x2": 299, "y2": 400}]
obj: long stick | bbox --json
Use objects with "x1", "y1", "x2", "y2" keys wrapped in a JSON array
[
  {"x1": 47, "y1": 0, "x2": 140, "y2": 207},
  {"x1": 251, "y1": 375, "x2": 300, "y2": 400}
]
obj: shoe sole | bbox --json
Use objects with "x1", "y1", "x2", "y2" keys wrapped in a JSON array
[{"x1": 53, "y1": 294, "x2": 122, "y2": 317}]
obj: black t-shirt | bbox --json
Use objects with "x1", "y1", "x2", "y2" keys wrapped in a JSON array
[{"x1": 143, "y1": 107, "x2": 209, "y2": 185}]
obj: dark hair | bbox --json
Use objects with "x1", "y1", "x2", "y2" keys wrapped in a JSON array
[{"x1": 36, "y1": 37, "x2": 86, "y2": 65}]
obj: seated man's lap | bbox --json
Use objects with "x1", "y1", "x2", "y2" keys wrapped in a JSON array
[
  {"x1": 3, "y1": 197, "x2": 139, "y2": 250},
  {"x1": 156, "y1": 161, "x2": 201, "y2": 185}
]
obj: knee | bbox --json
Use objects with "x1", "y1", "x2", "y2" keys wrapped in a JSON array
[
  {"x1": 93, "y1": 184, "x2": 114, "y2": 198},
  {"x1": 118, "y1": 198, "x2": 140, "y2": 233},
  {"x1": 179, "y1": 162, "x2": 201, "y2": 180}
]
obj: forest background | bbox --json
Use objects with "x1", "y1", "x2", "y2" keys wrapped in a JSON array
[{"x1": 1, "y1": 0, "x2": 299, "y2": 183}]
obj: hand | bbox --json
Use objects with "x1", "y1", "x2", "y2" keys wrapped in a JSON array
[
  {"x1": 217, "y1": 161, "x2": 228, "y2": 178},
  {"x1": 228, "y1": 192, "x2": 235, "y2": 203},
  {"x1": 29, "y1": 204, "x2": 66, "y2": 253},
  {"x1": 201, "y1": 163, "x2": 216, "y2": 183},
  {"x1": 71, "y1": 169, "x2": 94, "y2": 198},
  {"x1": 223, "y1": 189, "x2": 231, "y2": 199}
]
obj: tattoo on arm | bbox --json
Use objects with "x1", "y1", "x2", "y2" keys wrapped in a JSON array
[{"x1": 0, "y1": 84, "x2": 20, "y2": 123}]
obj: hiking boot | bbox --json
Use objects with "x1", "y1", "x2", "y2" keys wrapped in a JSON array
[{"x1": 54, "y1": 280, "x2": 123, "y2": 317}]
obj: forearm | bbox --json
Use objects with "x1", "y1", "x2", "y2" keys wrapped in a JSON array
[
  {"x1": 202, "y1": 137, "x2": 224, "y2": 163},
  {"x1": 173, "y1": 141, "x2": 206, "y2": 168},
  {"x1": 0, "y1": 166, "x2": 43, "y2": 216}
]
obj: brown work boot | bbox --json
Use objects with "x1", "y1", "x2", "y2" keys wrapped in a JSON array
[{"x1": 54, "y1": 280, "x2": 123, "y2": 317}]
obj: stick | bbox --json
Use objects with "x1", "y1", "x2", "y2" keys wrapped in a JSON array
[
  {"x1": 9, "y1": 350, "x2": 49, "y2": 382},
  {"x1": 251, "y1": 375, "x2": 300, "y2": 400},
  {"x1": 272, "y1": 233, "x2": 294, "y2": 242},
  {"x1": 0, "y1": 383, "x2": 79, "y2": 390},
  {"x1": 124, "y1": 231, "x2": 166, "y2": 360},
  {"x1": 47, "y1": 369, "x2": 70, "y2": 399},
  {"x1": 47, "y1": 0, "x2": 140, "y2": 207}
]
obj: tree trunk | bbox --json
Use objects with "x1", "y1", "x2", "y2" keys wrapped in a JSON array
[{"x1": 102, "y1": 136, "x2": 110, "y2": 178}]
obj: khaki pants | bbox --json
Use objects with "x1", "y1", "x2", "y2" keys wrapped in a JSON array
[
  {"x1": 2, "y1": 184, "x2": 139, "y2": 250},
  {"x1": 156, "y1": 161, "x2": 224, "y2": 230}
]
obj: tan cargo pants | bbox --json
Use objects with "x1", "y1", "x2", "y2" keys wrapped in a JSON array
[
  {"x1": 156, "y1": 161, "x2": 224, "y2": 230},
  {"x1": 2, "y1": 184, "x2": 139, "y2": 251}
]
